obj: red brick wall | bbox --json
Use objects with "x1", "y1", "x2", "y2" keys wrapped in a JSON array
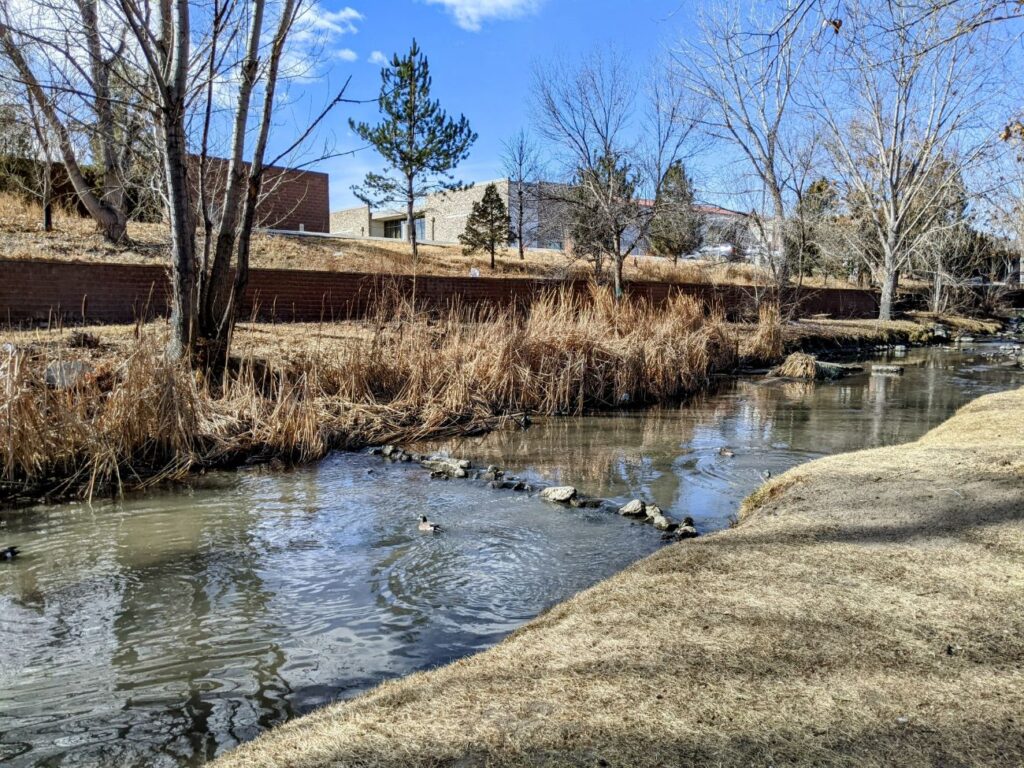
[
  {"x1": 198, "y1": 159, "x2": 330, "y2": 233},
  {"x1": 0, "y1": 259, "x2": 879, "y2": 325},
  {"x1": 257, "y1": 166, "x2": 330, "y2": 233},
  {"x1": 35, "y1": 158, "x2": 330, "y2": 233}
]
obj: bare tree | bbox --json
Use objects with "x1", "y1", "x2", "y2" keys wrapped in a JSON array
[
  {"x1": 532, "y1": 50, "x2": 700, "y2": 298},
  {"x1": 0, "y1": 0, "x2": 132, "y2": 241},
  {"x1": 676, "y1": 1, "x2": 815, "y2": 287},
  {"x1": 811, "y1": 0, "x2": 1002, "y2": 320},
  {"x1": 0, "y1": 78, "x2": 57, "y2": 230},
  {"x1": 114, "y1": 0, "x2": 346, "y2": 363},
  {"x1": 501, "y1": 129, "x2": 543, "y2": 260}
]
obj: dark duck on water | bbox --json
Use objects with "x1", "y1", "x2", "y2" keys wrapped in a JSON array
[
  {"x1": 418, "y1": 516, "x2": 442, "y2": 533},
  {"x1": 2, "y1": 546, "x2": 20, "y2": 561}
]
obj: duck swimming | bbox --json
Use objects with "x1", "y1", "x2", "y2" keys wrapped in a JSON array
[
  {"x1": 718, "y1": 447, "x2": 735, "y2": 458},
  {"x1": 418, "y1": 516, "x2": 442, "y2": 533},
  {"x1": 2, "y1": 546, "x2": 20, "y2": 561}
]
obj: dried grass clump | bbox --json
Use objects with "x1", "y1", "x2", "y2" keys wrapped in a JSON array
[
  {"x1": 743, "y1": 302, "x2": 784, "y2": 364},
  {"x1": 770, "y1": 352, "x2": 820, "y2": 380},
  {"x1": 0, "y1": 337, "x2": 212, "y2": 499},
  {"x1": 1, "y1": 285, "x2": 753, "y2": 503},
  {"x1": 769, "y1": 352, "x2": 862, "y2": 381}
]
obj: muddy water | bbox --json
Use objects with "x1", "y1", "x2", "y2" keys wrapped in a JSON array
[
  {"x1": 427, "y1": 344, "x2": 1024, "y2": 530},
  {"x1": 0, "y1": 344, "x2": 1020, "y2": 767}
]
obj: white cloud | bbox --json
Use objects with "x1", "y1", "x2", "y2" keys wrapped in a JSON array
[
  {"x1": 424, "y1": 0, "x2": 540, "y2": 31},
  {"x1": 285, "y1": 4, "x2": 362, "y2": 80},
  {"x1": 292, "y1": 4, "x2": 362, "y2": 44},
  {"x1": 368, "y1": 51, "x2": 388, "y2": 66},
  {"x1": 317, "y1": 6, "x2": 363, "y2": 35}
]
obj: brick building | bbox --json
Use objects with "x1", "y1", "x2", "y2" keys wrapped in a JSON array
[{"x1": 200, "y1": 157, "x2": 330, "y2": 233}]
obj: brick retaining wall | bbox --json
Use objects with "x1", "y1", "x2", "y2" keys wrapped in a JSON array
[{"x1": 0, "y1": 259, "x2": 879, "y2": 325}]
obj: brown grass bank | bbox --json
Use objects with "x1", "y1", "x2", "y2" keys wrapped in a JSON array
[
  {"x1": 0, "y1": 193, "x2": 772, "y2": 285},
  {"x1": 211, "y1": 385, "x2": 1024, "y2": 768},
  {"x1": 0, "y1": 289, "x2": 740, "y2": 505}
]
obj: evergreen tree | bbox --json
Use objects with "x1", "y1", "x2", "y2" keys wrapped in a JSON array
[
  {"x1": 648, "y1": 162, "x2": 703, "y2": 264},
  {"x1": 350, "y1": 40, "x2": 477, "y2": 259},
  {"x1": 459, "y1": 183, "x2": 514, "y2": 270}
]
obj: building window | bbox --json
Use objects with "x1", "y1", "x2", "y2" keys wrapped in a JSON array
[
  {"x1": 384, "y1": 219, "x2": 402, "y2": 239},
  {"x1": 415, "y1": 216, "x2": 426, "y2": 241}
]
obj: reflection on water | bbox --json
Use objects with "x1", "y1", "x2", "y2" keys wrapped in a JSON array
[
  {"x1": 0, "y1": 459, "x2": 661, "y2": 767},
  {"x1": 0, "y1": 344, "x2": 1020, "y2": 766},
  {"x1": 425, "y1": 345, "x2": 1024, "y2": 530}
]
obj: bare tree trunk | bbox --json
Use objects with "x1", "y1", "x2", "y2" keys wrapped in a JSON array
[
  {"x1": 201, "y1": 0, "x2": 267, "y2": 340},
  {"x1": 0, "y1": 29, "x2": 126, "y2": 241},
  {"x1": 769, "y1": 184, "x2": 788, "y2": 286},
  {"x1": 226, "y1": 0, "x2": 298, "y2": 367},
  {"x1": 406, "y1": 173, "x2": 418, "y2": 260},
  {"x1": 78, "y1": 0, "x2": 127, "y2": 232},
  {"x1": 613, "y1": 234, "x2": 624, "y2": 301},
  {"x1": 162, "y1": 107, "x2": 197, "y2": 359},
  {"x1": 878, "y1": 245, "x2": 900, "y2": 322},
  {"x1": 140, "y1": 0, "x2": 196, "y2": 360},
  {"x1": 42, "y1": 163, "x2": 52, "y2": 232},
  {"x1": 931, "y1": 251, "x2": 944, "y2": 314},
  {"x1": 517, "y1": 183, "x2": 526, "y2": 260}
]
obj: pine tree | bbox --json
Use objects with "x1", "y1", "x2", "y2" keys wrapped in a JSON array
[
  {"x1": 459, "y1": 183, "x2": 514, "y2": 270},
  {"x1": 350, "y1": 40, "x2": 477, "y2": 260},
  {"x1": 648, "y1": 162, "x2": 703, "y2": 264}
]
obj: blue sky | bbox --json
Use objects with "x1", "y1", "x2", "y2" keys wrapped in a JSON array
[{"x1": 278, "y1": 0, "x2": 693, "y2": 210}]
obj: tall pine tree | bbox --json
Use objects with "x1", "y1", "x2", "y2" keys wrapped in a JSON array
[
  {"x1": 459, "y1": 183, "x2": 514, "y2": 270},
  {"x1": 350, "y1": 40, "x2": 477, "y2": 259}
]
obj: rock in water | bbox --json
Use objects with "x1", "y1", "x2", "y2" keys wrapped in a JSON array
[
  {"x1": 570, "y1": 496, "x2": 605, "y2": 509},
  {"x1": 871, "y1": 364, "x2": 904, "y2": 375},
  {"x1": 618, "y1": 499, "x2": 647, "y2": 517},
  {"x1": 675, "y1": 525, "x2": 699, "y2": 540},
  {"x1": 539, "y1": 486, "x2": 577, "y2": 504},
  {"x1": 651, "y1": 514, "x2": 678, "y2": 531}
]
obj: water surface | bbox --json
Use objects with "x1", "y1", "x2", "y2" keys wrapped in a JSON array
[{"x1": 0, "y1": 343, "x2": 1020, "y2": 766}]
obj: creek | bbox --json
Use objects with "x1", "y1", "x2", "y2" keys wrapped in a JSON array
[{"x1": 0, "y1": 343, "x2": 1020, "y2": 766}]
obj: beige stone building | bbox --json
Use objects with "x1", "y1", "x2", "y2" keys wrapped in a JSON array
[
  {"x1": 330, "y1": 179, "x2": 571, "y2": 249},
  {"x1": 330, "y1": 181, "x2": 771, "y2": 262}
]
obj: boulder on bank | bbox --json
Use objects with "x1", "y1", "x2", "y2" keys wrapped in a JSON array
[
  {"x1": 675, "y1": 524, "x2": 699, "y2": 539},
  {"x1": 540, "y1": 486, "x2": 577, "y2": 504},
  {"x1": 769, "y1": 353, "x2": 862, "y2": 381}
]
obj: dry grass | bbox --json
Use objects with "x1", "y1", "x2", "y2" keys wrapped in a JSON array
[
  {"x1": 905, "y1": 311, "x2": 1002, "y2": 336},
  {"x1": 741, "y1": 302, "x2": 784, "y2": 363},
  {"x1": 0, "y1": 287, "x2": 738, "y2": 503},
  {"x1": 211, "y1": 385, "x2": 1024, "y2": 768},
  {"x1": 770, "y1": 351, "x2": 820, "y2": 379},
  {"x1": 0, "y1": 192, "x2": 783, "y2": 286}
]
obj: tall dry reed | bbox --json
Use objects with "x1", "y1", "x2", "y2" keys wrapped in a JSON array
[{"x1": 1, "y1": 286, "x2": 751, "y2": 503}]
